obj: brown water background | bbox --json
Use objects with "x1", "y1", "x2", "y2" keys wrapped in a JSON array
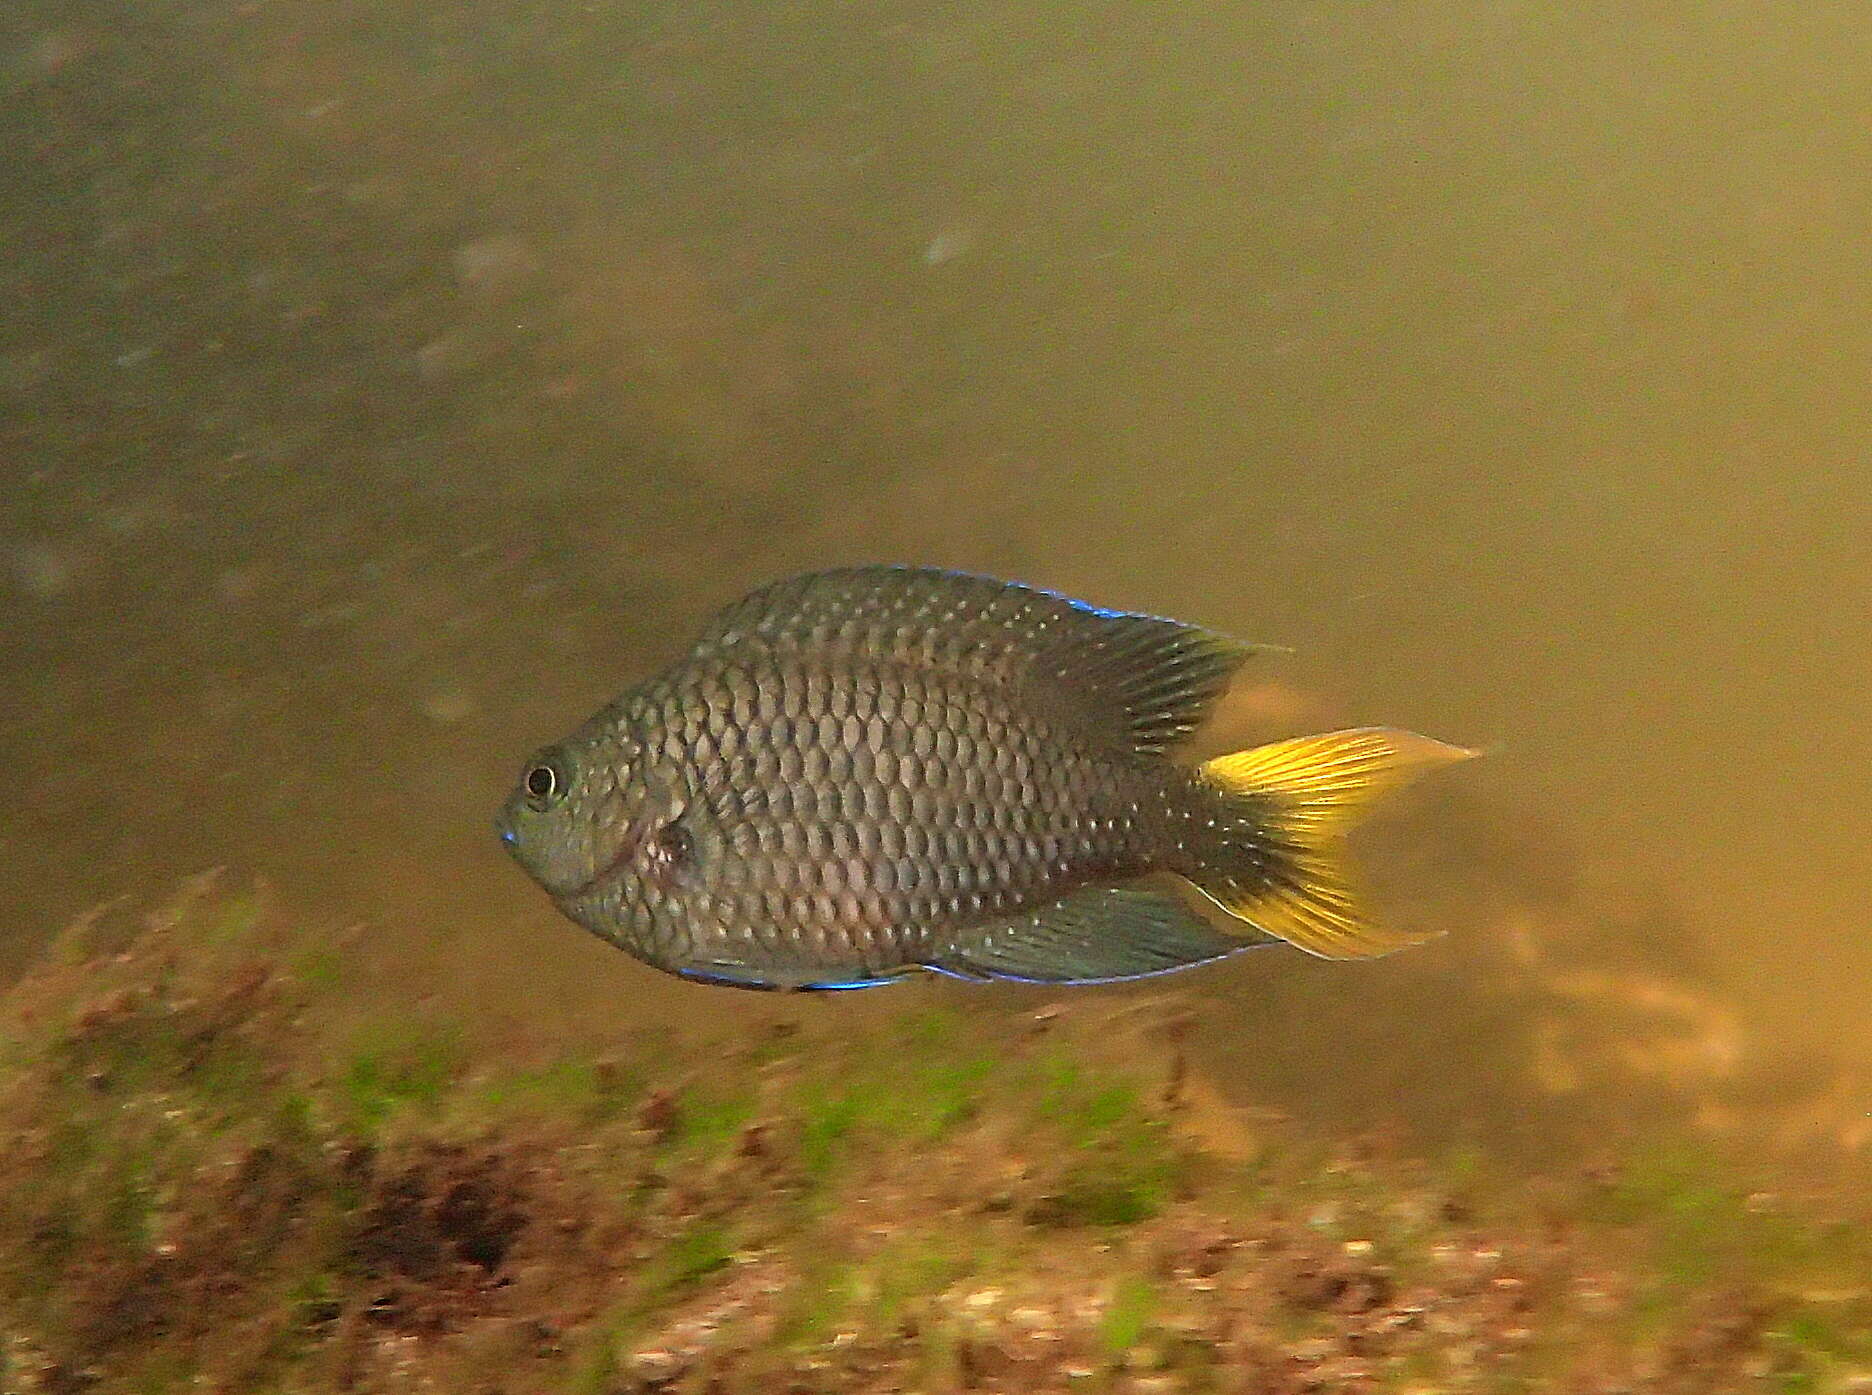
[{"x1": 4, "y1": 0, "x2": 1868, "y2": 1154}]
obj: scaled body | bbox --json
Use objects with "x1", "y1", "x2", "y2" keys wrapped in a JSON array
[{"x1": 496, "y1": 567, "x2": 1468, "y2": 989}]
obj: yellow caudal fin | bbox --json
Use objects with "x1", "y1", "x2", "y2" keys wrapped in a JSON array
[{"x1": 1187, "y1": 727, "x2": 1476, "y2": 960}]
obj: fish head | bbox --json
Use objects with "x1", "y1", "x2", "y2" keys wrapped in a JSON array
[
  {"x1": 496, "y1": 717, "x2": 642, "y2": 897},
  {"x1": 495, "y1": 698, "x2": 707, "y2": 962}
]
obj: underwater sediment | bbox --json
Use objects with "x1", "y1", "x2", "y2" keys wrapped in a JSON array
[{"x1": 1, "y1": 876, "x2": 1868, "y2": 1393}]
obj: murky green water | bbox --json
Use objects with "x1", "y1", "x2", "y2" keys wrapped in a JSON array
[{"x1": 4, "y1": 0, "x2": 1868, "y2": 1157}]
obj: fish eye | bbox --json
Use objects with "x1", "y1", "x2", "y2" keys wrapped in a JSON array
[{"x1": 521, "y1": 752, "x2": 568, "y2": 811}]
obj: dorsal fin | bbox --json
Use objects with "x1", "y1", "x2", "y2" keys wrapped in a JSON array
[
  {"x1": 691, "y1": 566, "x2": 1089, "y2": 664},
  {"x1": 689, "y1": 566, "x2": 1265, "y2": 756},
  {"x1": 1040, "y1": 610, "x2": 1256, "y2": 755}
]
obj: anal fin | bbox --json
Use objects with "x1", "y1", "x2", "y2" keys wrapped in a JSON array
[
  {"x1": 677, "y1": 960, "x2": 913, "y2": 992},
  {"x1": 928, "y1": 886, "x2": 1267, "y2": 985}
]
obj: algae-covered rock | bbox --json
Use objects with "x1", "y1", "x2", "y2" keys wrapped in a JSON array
[{"x1": 2, "y1": 875, "x2": 1869, "y2": 1393}]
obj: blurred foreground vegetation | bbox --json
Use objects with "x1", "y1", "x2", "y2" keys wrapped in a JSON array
[{"x1": 2, "y1": 876, "x2": 1869, "y2": 1394}]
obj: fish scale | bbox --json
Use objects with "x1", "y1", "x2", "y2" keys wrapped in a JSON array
[
  {"x1": 497, "y1": 566, "x2": 1472, "y2": 989},
  {"x1": 675, "y1": 653, "x2": 1152, "y2": 972}
]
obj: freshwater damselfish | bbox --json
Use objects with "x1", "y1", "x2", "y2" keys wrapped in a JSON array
[{"x1": 496, "y1": 566, "x2": 1472, "y2": 990}]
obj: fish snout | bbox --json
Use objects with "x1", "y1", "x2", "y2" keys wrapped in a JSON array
[{"x1": 493, "y1": 797, "x2": 523, "y2": 853}]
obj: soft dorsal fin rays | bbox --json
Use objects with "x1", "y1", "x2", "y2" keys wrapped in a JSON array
[
  {"x1": 1187, "y1": 728, "x2": 1478, "y2": 960},
  {"x1": 687, "y1": 565, "x2": 1268, "y2": 756},
  {"x1": 1043, "y1": 612, "x2": 1262, "y2": 755}
]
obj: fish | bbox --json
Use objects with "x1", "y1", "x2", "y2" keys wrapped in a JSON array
[{"x1": 495, "y1": 566, "x2": 1473, "y2": 990}]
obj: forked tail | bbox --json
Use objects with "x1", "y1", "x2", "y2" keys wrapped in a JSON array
[{"x1": 1186, "y1": 727, "x2": 1476, "y2": 959}]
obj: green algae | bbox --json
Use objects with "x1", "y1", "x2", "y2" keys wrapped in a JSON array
[{"x1": 3, "y1": 882, "x2": 1869, "y2": 1394}]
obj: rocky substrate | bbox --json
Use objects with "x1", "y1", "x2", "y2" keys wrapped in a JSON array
[{"x1": 2, "y1": 878, "x2": 1867, "y2": 1393}]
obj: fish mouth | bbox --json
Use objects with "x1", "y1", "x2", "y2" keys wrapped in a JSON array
[
  {"x1": 493, "y1": 804, "x2": 520, "y2": 850},
  {"x1": 562, "y1": 818, "x2": 647, "y2": 901}
]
